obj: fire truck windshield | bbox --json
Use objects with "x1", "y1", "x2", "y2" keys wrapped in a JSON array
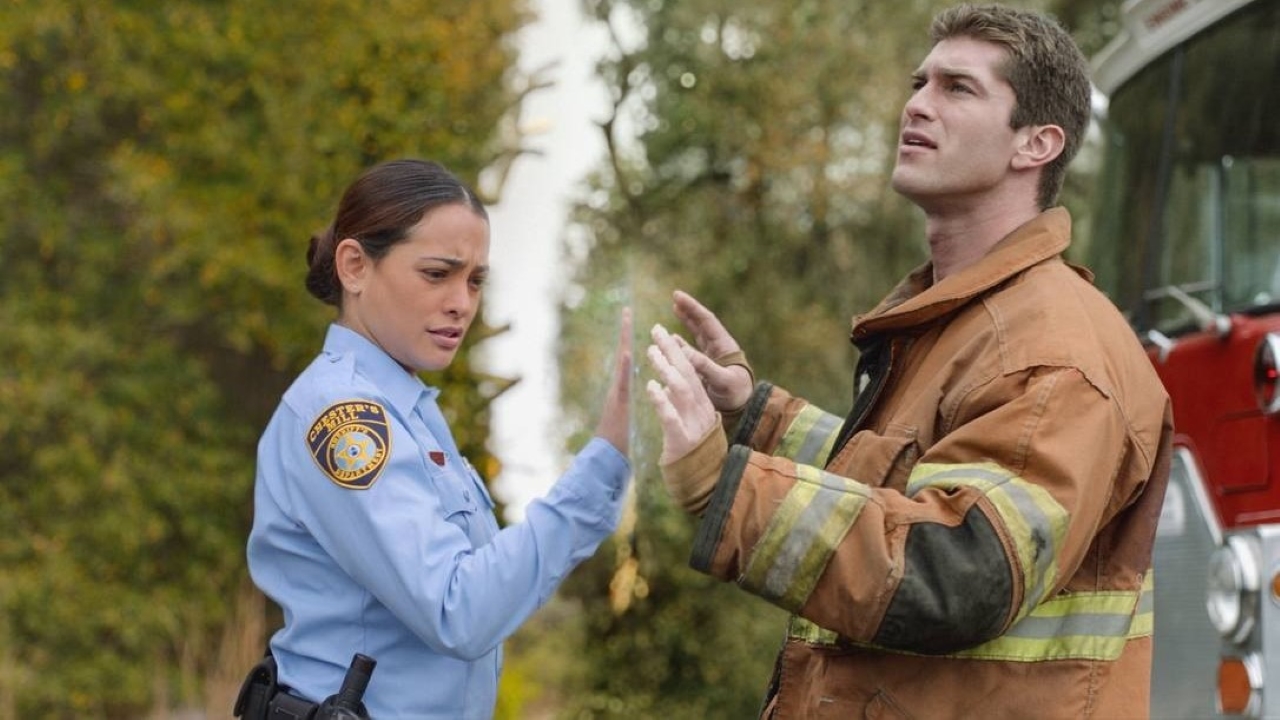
[{"x1": 1086, "y1": 0, "x2": 1280, "y2": 336}]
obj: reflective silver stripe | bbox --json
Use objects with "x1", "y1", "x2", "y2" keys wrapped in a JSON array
[
  {"x1": 905, "y1": 464, "x2": 1010, "y2": 496},
  {"x1": 1135, "y1": 576, "x2": 1154, "y2": 616},
  {"x1": 776, "y1": 405, "x2": 842, "y2": 466},
  {"x1": 951, "y1": 581, "x2": 1148, "y2": 661},
  {"x1": 789, "y1": 573, "x2": 1156, "y2": 660},
  {"x1": 1001, "y1": 610, "x2": 1132, "y2": 639},
  {"x1": 1129, "y1": 573, "x2": 1155, "y2": 637},
  {"x1": 742, "y1": 465, "x2": 869, "y2": 611},
  {"x1": 993, "y1": 478, "x2": 1058, "y2": 610},
  {"x1": 759, "y1": 471, "x2": 850, "y2": 599}
]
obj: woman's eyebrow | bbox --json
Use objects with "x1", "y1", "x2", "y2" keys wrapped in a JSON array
[
  {"x1": 421, "y1": 256, "x2": 490, "y2": 274},
  {"x1": 421, "y1": 256, "x2": 463, "y2": 267}
]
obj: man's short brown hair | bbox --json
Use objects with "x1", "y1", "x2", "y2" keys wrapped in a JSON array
[{"x1": 931, "y1": 3, "x2": 1091, "y2": 209}]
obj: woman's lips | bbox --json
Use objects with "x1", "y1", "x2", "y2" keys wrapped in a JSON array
[{"x1": 429, "y1": 327, "x2": 464, "y2": 350}]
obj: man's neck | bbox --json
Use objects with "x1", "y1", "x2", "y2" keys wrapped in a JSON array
[{"x1": 923, "y1": 197, "x2": 1042, "y2": 283}]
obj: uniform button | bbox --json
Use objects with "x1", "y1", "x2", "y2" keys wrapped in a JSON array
[{"x1": 464, "y1": 491, "x2": 472, "y2": 502}]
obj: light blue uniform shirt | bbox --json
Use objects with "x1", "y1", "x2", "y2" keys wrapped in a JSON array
[{"x1": 248, "y1": 324, "x2": 630, "y2": 719}]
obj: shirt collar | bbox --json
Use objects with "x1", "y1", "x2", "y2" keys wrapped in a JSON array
[{"x1": 322, "y1": 324, "x2": 438, "y2": 416}]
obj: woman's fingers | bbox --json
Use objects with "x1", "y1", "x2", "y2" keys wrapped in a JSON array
[{"x1": 594, "y1": 308, "x2": 632, "y2": 454}]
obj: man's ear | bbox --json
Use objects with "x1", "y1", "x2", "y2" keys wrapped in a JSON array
[
  {"x1": 334, "y1": 238, "x2": 369, "y2": 295},
  {"x1": 1011, "y1": 124, "x2": 1066, "y2": 170}
]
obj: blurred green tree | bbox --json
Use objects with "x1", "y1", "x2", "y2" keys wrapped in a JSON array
[
  {"x1": 1052, "y1": 0, "x2": 1124, "y2": 57},
  {"x1": 0, "y1": 0, "x2": 528, "y2": 716}
]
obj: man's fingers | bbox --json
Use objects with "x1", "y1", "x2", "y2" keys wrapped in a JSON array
[
  {"x1": 648, "y1": 328, "x2": 715, "y2": 411},
  {"x1": 673, "y1": 290, "x2": 714, "y2": 323},
  {"x1": 646, "y1": 319, "x2": 721, "y2": 462},
  {"x1": 680, "y1": 342, "x2": 719, "y2": 376},
  {"x1": 644, "y1": 378, "x2": 673, "y2": 417},
  {"x1": 645, "y1": 379, "x2": 698, "y2": 462},
  {"x1": 667, "y1": 333, "x2": 718, "y2": 383},
  {"x1": 646, "y1": 342, "x2": 699, "y2": 410},
  {"x1": 649, "y1": 324, "x2": 700, "y2": 384},
  {"x1": 672, "y1": 291, "x2": 715, "y2": 342},
  {"x1": 672, "y1": 290, "x2": 736, "y2": 355}
]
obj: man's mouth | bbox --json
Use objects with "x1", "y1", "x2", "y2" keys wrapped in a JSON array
[{"x1": 901, "y1": 131, "x2": 936, "y2": 149}]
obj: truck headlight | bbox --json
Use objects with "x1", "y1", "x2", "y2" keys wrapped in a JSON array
[{"x1": 1207, "y1": 535, "x2": 1260, "y2": 643}]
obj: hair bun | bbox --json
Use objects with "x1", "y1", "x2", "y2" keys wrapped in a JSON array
[{"x1": 305, "y1": 225, "x2": 341, "y2": 306}]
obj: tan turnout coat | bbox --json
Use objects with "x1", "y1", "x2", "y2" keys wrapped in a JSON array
[{"x1": 692, "y1": 209, "x2": 1173, "y2": 719}]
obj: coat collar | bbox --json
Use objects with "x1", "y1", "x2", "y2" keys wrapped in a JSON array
[{"x1": 851, "y1": 208, "x2": 1079, "y2": 343}]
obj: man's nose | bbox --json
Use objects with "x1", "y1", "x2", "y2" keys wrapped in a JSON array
[{"x1": 902, "y1": 88, "x2": 933, "y2": 122}]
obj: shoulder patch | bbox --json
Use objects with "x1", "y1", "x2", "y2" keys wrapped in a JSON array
[{"x1": 307, "y1": 401, "x2": 391, "y2": 489}]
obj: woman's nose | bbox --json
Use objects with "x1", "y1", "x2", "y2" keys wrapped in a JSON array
[{"x1": 443, "y1": 280, "x2": 473, "y2": 318}]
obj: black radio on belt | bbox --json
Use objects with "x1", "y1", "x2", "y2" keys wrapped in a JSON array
[
  {"x1": 315, "y1": 653, "x2": 377, "y2": 719},
  {"x1": 234, "y1": 652, "x2": 377, "y2": 720}
]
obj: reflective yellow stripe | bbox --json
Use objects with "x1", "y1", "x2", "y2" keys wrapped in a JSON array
[
  {"x1": 776, "y1": 405, "x2": 842, "y2": 466},
  {"x1": 1129, "y1": 571, "x2": 1155, "y2": 639},
  {"x1": 788, "y1": 615, "x2": 839, "y2": 645},
  {"x1": 788, "y1": 573, "x2": 1155, "y2": 661},
  {"x1": 907, "y1": 462, "x2": 1069, "y2": 617},
  {"x1": 741, "y1": 465, "x2": 869, "y2": 612},
  {"x1": 952, "y1": 577, "x2": 1152, "y2": 660}
]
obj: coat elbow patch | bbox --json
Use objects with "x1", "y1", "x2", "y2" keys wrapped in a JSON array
[
  {"x1": 906, "y1": 462, "x2": 1068, "y2": 612},
  {"x1": 873, "y1": 511, "x2": 1012, "y2": 653},
  {"x1": 873, "y1": 462, "x2": 1072, "y2": 653}
]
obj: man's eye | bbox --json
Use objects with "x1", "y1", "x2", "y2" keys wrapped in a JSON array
[
  {"x1": 469, "y1": 275, "x2": 488, "y2": 290},
  {"x1": 423, "y1": 269, "x2": 449, "y2": 281}
]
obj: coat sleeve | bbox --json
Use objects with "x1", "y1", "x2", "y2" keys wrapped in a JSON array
[
  {"x1": 729, "y1": 381, "x2": 846, "y2": 466},
  {"x1": 690, "y1": 367, "x2": 1152, "y2": 655}
]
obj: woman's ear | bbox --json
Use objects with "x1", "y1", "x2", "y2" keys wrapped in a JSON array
[
  {"x1": 334, "y1": 238, "x2": 368, "y2": 296},
  {"x1": 1011, "y1": 124, "x2": 1066, "y2": 171}
]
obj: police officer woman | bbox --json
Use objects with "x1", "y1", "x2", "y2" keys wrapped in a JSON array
[{"x1": 245, "y1": 159, "x2": 632, "y2": 718}]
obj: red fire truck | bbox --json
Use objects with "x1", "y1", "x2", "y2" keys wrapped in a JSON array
[{"x1": 1087, "y1": 0, "x2": 1280, "y2": 715}]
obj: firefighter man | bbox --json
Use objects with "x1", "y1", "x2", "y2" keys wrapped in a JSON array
[{"x1": 645, "y1": 4, "x2": 1174, "y2": 718}]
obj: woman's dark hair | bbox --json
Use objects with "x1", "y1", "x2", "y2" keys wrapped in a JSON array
[{"x1": 305, "y1": 159, "x2": 489, "y2": 306}]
